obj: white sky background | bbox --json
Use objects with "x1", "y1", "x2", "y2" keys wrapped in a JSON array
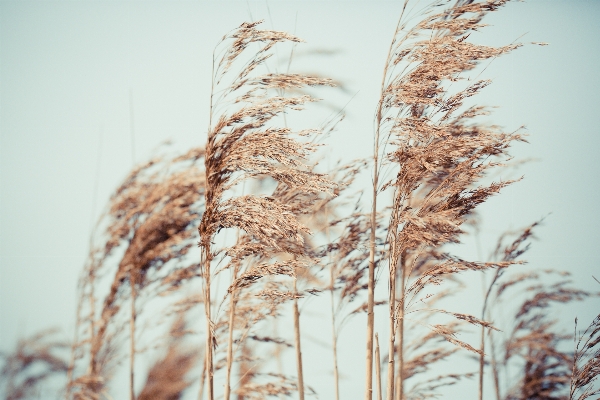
[{"x1": 1, "y1": 0, "x2": 600, "y2": 398}]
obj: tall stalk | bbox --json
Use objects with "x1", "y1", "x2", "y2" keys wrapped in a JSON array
[
  {"x1": 129, "y1": 271, "x2": 137, "y2": 400},
  {"x1": 87, "y1": 269, "x2": 96, "y2": 378},
  {"x1": 330, "y1": 269, "x2": 340, "y2": 400},
  {"x1": 224, "y1": 265, "x2": 240, "y2": 400},
  {"x1": 197, "y1": 351, "x2": 206, "y2": 400},
  {"x1": 386, "y1": 253, "x2": 396, "y2": 400},
  {"x1": 293, "y1": 276, "x2": 305, "y2": 400},
  {"x1": 202, "y1": 249, "x2": 214, "y2": 400},
  {"x1": 490, "y1": 332, "x2": 501, "y2": 400},
  {"x1": 324, "y1": 198, "x2": 341, "y2": 400},
  {"x1": 365, "y1": 165, "x2": 378, "y2": 400},
  {"x1": 375, "y1": 333, "x2": 383, "y2": 400},
  {"x1": 395, "y1": 259, "x2": 405, "y2": 400},
  {"x1": 202, "y1": 49, "x2": 217, "y2": 400},
  {"x1": 478, "y1": 328, "x2": 485, "y2": 399},
  {"x1": 479, "y1": 269, "x2": 501, "y2": 400},
  {"x1": 367, "y1": 7, "x2": 407, "y2": 399}
]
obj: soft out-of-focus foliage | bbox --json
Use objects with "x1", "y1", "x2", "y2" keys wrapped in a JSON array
[{"x1": 0, "y1": 329, "x2": 68, "y2": 400}]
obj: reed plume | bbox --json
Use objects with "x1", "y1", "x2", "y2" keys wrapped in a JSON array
[
  {"x1": 479, "y1": 221, "x2": 540, "y2": 399},
  {"x1": 198, "y1": 20, "x2": 335, "y2": 400},
  {"x1": 569, "y1": 305, "x2": 600, "y2": 399},
  {"x1": 486, "y1": 265, "x2": 592, "y2": 399},
  {"x1": 69, "y1": 146, "x2": 206, "y2": 398},
  {"x1": 367, "y1": 1, "x2": 523, "y2": 398}
]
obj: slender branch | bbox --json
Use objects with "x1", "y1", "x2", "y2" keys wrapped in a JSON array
[
  {"x1": 203, "y1": 248, "x2": 214, "y2": 400},
  {"x1": 129, "y1": 271, "x2": 137, "y2": 400},
  {"x1": 489, "y1": 328, "x2": 501, "y2": 400},
  {"x1": 376, "y1": 333, "x2": 383, "y2": 400},
  {"x1": 197, "y1": 350, "x2": 206, "y2": 400},
  {"x1": 293, "y1": 276, "x2": 305, "y2": 400},
  {"x1": 330, "y1": 265, "x2": 340, "y2": 400},
  {"x1": 224, "y1": 265, "x2": 240, "y2": 400},
  {"x1": 386, "y1": 259, "x2": 397, "y2": 400},
  {"x1": 368, "y1": 6, "x2": 407, "y2": 399},
  {"x1": 480, "y1": 268, "x2": 502, "y2": 400},
  {"x1": 397, "y1": 257, "x2": 405, "y2": 400}
]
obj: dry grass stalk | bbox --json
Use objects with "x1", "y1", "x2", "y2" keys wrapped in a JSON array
[
  {"x1": 375, "y1": 333, "x2": 383, "y2": 400},
  {"x1": 292, "y1": 276, "x2": 305, "y2": 400},
  {"x1": 129, "y1": 272, "x2": 137, "y2": 400},
  {"x1": 330, "y1": 265, "x2": 340, "y2": 400},
  {"x1": 224, "y1": 261, "x2": 241, "y2": 400}
]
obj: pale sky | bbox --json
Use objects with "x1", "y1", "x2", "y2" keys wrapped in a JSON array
[{"x1": 1, "y1": 1, "x2": 599, "y2": 398}]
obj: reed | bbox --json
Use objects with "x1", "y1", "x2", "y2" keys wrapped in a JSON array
[
  {"x1": 482, "y1": 239, "x2": 593, "y2": 400},
  {"x1": 570, "y1": 313, "x2": 600, "y2": 400},
  {"x1": 479, "y1": 221, "x2": 540, "y2": 399},
  {"x1": 7, "y1": 3, "x2": 600, "y2": 400},
  {"x1": 197, "y1": 20, "x2": 334, "y2": 400},
  {"x1": 366, "y1": 0, "x2": 525, "y2": 398},
  {"x1": 65, "y1": 146, "x2": 206, "y2": 399}
]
